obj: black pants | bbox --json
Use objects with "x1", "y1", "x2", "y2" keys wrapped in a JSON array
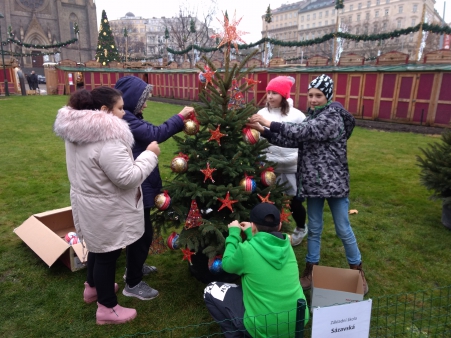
[
  {"x1": 86, "y1": 249, "x2": 122, "y2": 308},
  {"x1": 125, "y1": 207, "x2": 153, "y2": 287},
  {"x1": 204, "y1": 282, "x2": 251, "y2": 338},
  {"x1": 291, "y1": 195, "x2": 307, "y2": 229}
]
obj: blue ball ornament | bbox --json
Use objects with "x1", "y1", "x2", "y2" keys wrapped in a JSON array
[
  {"x1": 198, "y1": 72, "x2": 206, "y2": 83},
  {"x1": 209, "y1": 257, "x2": 223, "y2": 274}
]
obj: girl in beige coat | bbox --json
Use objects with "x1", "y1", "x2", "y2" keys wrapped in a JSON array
[{"x1": 54, "y1": 87, "x2": 160, "y2": 325}]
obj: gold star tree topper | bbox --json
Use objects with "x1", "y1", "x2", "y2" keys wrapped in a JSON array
[{"x1": 211, "y1": 11, "x2": 248, "y2": 53}]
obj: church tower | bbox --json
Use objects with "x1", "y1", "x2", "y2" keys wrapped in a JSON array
[{"x1": 0, "y1": 0, "x2": 98, "y2": 71}]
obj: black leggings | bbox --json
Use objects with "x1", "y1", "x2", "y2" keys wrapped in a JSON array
[
  {"x1": 86, "y1": 249, "x2": 122, "y2": 308},
  {"x1": 291, "y1": 196, "x2": 306, "y2": 229},
  {"x1": 125, "y1": 207, "x2": 153, "y2": 287}
]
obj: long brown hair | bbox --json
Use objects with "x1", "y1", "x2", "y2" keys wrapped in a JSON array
[
  {"x1": 266, "y1": 96, "x2": 290, "y2": 116},
  {"x1": 68, "y1": 87, "x2": 122, "y2": 111}
]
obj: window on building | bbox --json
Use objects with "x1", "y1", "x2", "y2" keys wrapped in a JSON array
[
  {"x1": 332, "y1": 19, "x2": 335, "y2": 24},
  {"x1": 356, "y1": 27, "x2": 360, "y2": 34},
  {"x1": 301, "y1": 15, "x2": 304, "y2": 22},
  {"x1": 348, "y1": 16, "x2": 352, "y2": 22},
  {"x1": 397, "y1": 20, "x2": 401, "y2": 28},
  {"x1": 411, "y1": 19, "x2": 416, "y2": 26},
  {"x1": 386, "y1": 0, "x2": 390, "y2": 3},
  {"x1": 313, "y1": 13, "x2": 316, "y2": 19},
  {"x1": 383, "y1": 22, "x2": 387, "y2": 29},
  {"x1": 358, "y1": 3, "x2": 362, "y2": 9},
  {"x1": 409, "y1": 33, "x2": 414, "y2": 42},
  {"x1": 341, "y1": 8, "x2": 344, "y2": 13},
  {"x1": 301, "y1": 25, "x2": 304, "y2": 29},
  {"x1": 399, "y1": 6, "x2": 403, "y2": 14},
  {"x1": 313, "y1": 23, "x2": 316, "y2": 28},
  {"x1": 325, "y1": 20, "x2": 328, "y2": 25},
  {"x1": 307, "y1": 14, "x2": 310, "y2": 20},
  {"x1": 373, "y1": 24, "x2": 378, "y2": 32},
  {"x1": 366, "y1": 12, "x2": 370, "y2": 19},
  {"x1": 319, "y1": 12, "x2": 322, "y2": 18},
  {"x1": 319, "y1": 21, "x2": 322, "y2": 26},
  {"x1": 376, "y1": 0, "x2": 380, "y2": 4},
  {"x1": 332, "y1": 9, "x2": 336, "y2": 15},
  {"x1": 385, "y1": 9, "x2": 389, "y2": 16},
  {"x1": 375, "y1": 10, "x2": 379, "y2": 17},
  {"x1": 307, "y1": 24, "x2": 310, "y2": 28},
  {"x1": 357, "y1": 14, "x2": 361, "y2": 21},
  {"x1": 285, "y1": 14, "x2": 287, "y2": 19},
  {"x1": 350, "y1": 4, "x2": 354, "y2": 10},
  {"x1": 413, "y1": 4, "x2": 418, "y2": 13},
  {"x1": 367, "y1": 1, "x2": 371, "y2": 8},
  {"x1": 326, "y1": 10, "x2": 329, "y2": 16}
]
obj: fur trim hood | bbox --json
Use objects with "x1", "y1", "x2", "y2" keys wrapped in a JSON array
[{"x1": 54, "y1": 106, "x2": 134, "y2": 147}]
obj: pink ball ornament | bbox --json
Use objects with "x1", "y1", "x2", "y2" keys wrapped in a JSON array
[{"x1": 64, "y1": 232, "x2": 80, "y2": 245}]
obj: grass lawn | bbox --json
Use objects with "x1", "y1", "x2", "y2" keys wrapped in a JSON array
[{"x1": 0, "y1": 95, "x2": 450, "y2": 337}]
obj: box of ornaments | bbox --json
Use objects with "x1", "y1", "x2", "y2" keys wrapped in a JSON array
[{"x1": 14, "y1": 206, "x2": 87, "y2": 272}]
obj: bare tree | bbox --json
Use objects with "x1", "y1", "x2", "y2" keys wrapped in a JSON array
[{"x1": 163, "y1": 0, "x2": 218, "y2": 65}]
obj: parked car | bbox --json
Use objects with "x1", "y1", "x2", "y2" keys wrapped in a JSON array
[{"x1": 37, "y1": 75, "x2": 46, "y2": 84}]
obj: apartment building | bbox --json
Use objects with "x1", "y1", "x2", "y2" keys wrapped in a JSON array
[{"x1": 263, "y1": 0, "x2": 443, "y2": 62}]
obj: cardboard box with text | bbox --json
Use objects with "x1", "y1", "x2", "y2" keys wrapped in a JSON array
[
  {"x1": 311, "y1": 265, "x2": 364, "y2": 309},
  {"x1": 14, "y1": 207, "x2": 87, "y2": 272}
]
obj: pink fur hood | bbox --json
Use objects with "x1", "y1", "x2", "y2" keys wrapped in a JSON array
[{"x1": 54, "y1": 106, "x2": 134, "y2": 147}]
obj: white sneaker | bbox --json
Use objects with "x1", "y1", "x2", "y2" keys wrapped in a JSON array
[{"x1": 291, "y1": 225, "x2": 308, "y2": 246}]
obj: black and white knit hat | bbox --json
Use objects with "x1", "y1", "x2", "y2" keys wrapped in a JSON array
[
  {"x1": 308, "y1": 74, "x2": 334, "y2": 101},
  {"x1": 134, "y1": 84, "x2": 153, "y2": 115}
]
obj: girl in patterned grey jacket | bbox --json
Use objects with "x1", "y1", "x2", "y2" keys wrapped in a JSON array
[{"x1": 248, "y1": 74, "x2": 368, "y2": 296}]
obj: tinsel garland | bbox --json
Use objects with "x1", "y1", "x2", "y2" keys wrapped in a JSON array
[
  {"x1": 167, "y1": 23, "x2": 451, "y2": 55},
  {"x1": 1, "y1": 50, "x2": 61, "y2": 57},
  {"x1": 6, "y1": 37, "x2": 78, "y2": 49}
]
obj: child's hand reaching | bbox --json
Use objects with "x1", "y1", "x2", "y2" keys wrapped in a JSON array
[
  {"x1": 179, "y1": 106, "x2": 195, "y2": 119},
  {"x1": 146, "y1": 141, "x2": 160, "y2": 156}
]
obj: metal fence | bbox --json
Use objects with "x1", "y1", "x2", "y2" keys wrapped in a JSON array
[{"x1": 119, "y1": 286, "x2": 451, "y2": 338}]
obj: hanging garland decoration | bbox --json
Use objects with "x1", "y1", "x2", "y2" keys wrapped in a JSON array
[
  {"x1": 167, "y1": 23, "x2": 451, "y2": 55},
  {"x1": 1, "y1": 50, "x2": 61, "y2": 57},
  {"x1": 7, "y1": 36, "x2": 78, "y2": 49}
]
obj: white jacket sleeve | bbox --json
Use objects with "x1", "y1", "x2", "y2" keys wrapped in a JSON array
[{"x1": 98, "y1": 140, "x2": 158, "y2": 190}]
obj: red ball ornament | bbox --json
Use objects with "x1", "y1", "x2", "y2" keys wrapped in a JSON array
[
  {"x1": 166, "y1": 231, "x2": 180, "y2": 250},
  {"x1": 154, "y1": 190, "x2": 171, "y2": 210},
  {"x1": 243, "y1": 127, "x2": 260, "y2": 144},
  {"x1": 261, "y1": 168, "x2": 277, "y2": 186}
]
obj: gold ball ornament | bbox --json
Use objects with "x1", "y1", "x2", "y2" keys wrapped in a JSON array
[
  {"x1": 261, "y1": 169, "x2": 277, "y2": 186},
  {"x1": 103, "y1": 32, "x2": 106, "y2": 35},
  {"x1": 183, "y1": 119, "x2": 199, "y2": 135},
  {"x1": 171, "y1": 156, "x2": 188, "y2": 173},
  {"x1": 243, "y1": 128, "x2": 260, "y2": 144},
  {"x1": 104, "y1": 19, "x2": 107, "y2": 23},
  {"x1": 102, "y1": 62, "x2": 106, "y2": 65},
  {"x1": 154, "y1": 192, "x2": 171, "y2": 210}
]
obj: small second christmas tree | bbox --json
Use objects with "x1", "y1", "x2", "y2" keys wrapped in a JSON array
[
  {"x1": 153, "y1": 12, "x2": 291, "y2": 282},
  {"x1": 95, "y1": 10, "x2": 120, "y2": 66}
]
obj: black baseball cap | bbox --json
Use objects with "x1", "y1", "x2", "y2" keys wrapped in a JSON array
[{"x1": 249, "y1": 203, "x2": 280, "y2": 227}]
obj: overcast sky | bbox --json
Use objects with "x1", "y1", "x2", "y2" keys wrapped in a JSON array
[{"x1": 95, "y1": 0, "x2": 451, "y2": 43}]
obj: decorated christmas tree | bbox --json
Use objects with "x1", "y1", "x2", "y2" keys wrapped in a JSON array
[
  {"x1": 95, "y1": 10, "x2": 120, "y2": 66},
  {"x1": 153, "y1": 12, "x2": 291, "y2": 283}
]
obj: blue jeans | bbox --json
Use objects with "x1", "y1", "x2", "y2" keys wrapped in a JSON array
[{"x1": 306, "y1": 197, "x2": 361, "y2": 265}]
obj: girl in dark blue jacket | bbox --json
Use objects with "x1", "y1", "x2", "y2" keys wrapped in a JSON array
[{"x1": 115, "y1": 76, "x2": 194, "y2": 300}]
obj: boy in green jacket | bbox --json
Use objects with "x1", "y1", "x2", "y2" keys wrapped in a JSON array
[{"x1": 204, "y1": 203, "x2": 309, "y2": 337}]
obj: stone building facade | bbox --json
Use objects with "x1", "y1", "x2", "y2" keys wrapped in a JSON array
[
  {"x1": 0, "y1": 0, "x2": 98, "y2": 71},
  {"x1": 262, "y1": 0, "x2": 443, "y2": 62}
]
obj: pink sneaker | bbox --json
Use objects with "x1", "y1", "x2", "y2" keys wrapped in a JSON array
[
  {"x1": 83, "y1": 282, "x2": 119, "y2": 304},
  {"x1": 96, "y1": 302, "x2": 137, "y2": 325}
]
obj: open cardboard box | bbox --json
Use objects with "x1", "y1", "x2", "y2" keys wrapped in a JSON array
[
  {"x1": 311, "y1": 265, "x2": 364, "y2": 309},
  {"x1": 14, "y1": 207, "x2": 87, "y2": 272}
]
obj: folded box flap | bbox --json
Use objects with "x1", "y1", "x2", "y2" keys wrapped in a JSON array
[
  {"x1": 72, "y1": 242, "x2": 88, "y2": 264},
  {"x1": 14, "y1": 215, "x2": 69, "y2": 267}
]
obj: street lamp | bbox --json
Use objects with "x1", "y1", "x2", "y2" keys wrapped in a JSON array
[{"x1": 0, "y1": 12, "x2": 9, "y2": 96}]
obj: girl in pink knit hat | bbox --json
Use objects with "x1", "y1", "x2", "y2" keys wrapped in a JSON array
[{"x1": 257, "y1": 76, "x2": 308, "y2": 246}]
